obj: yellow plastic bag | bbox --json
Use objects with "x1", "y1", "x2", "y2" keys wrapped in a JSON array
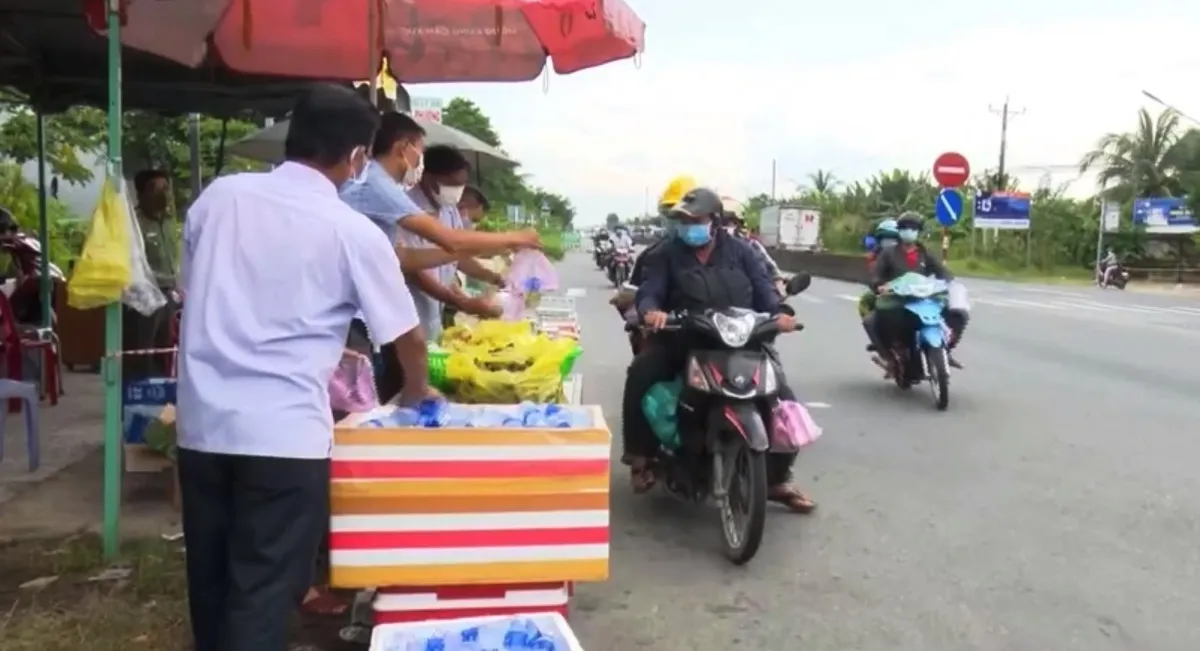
[{"x1": 68, "y1": 179, "x2": 132, "y2": 309}]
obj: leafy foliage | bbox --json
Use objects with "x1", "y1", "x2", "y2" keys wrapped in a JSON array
[{"x1": 441, "y1": 97, "x2": 575, "y2": 231}]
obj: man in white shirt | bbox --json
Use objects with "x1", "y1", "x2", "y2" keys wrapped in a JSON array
[{"x1": 175, "y1": 85, "x2": 432, "y2": 651}]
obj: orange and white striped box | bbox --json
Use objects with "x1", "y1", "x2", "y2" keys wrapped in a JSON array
[
  {"x1": 373, "y1": 582, "x2": 570, "y2": 624},
  {"x1": 329, "y1": 405, "x2": 611, "y2": 588}
]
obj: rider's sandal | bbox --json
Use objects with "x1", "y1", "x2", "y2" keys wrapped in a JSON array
[
  {"x1": 768, "y1": 485, "x2": 817, "y2": 514},
  {"x1": 631, "y1": 468, "x2": 657, "y2": 493}
]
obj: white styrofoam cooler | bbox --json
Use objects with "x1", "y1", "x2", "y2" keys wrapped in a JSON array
[{"x1": 369, "y1": 612, "x2": 584, "y2": 651}]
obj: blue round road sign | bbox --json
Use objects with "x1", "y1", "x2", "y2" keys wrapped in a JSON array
[{"x1": 935, "y1": 188, "x2": 963, "y2": 227}]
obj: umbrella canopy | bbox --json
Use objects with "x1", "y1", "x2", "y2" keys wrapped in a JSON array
[
  {"x1": 228, "y1": 118, "x2": 518, "y2": 173},
  {"x1": 100, "y1": 0, "x2": 646, "y2": 83}
]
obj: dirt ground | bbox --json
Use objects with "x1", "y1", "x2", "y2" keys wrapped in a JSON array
[{"x1": 0, "y1": 452, "x2": 355, "y2": 651}]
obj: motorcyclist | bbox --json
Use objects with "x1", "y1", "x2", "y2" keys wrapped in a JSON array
[
  {"x1": 613, "y1": 224, "x2": 634, "y2": 250},
  {"x1": 721, "y1": 207, "x2": 786, "y2": 294},
  {"x1": 612, "y1": 176, "x2": 698, "y2": 353},
  {"x1": 869, "y1": 211, "x2": 967, "y2": 371},
  {"x1": 624, "y1": 187, "x2": 815, "y2": 513},
  {"x1": 860, "y1": 219, "x2": 900, "y2": 354},
  {"x1": 1099, "y1": 247, "x2": 1119, "y2": 286}
]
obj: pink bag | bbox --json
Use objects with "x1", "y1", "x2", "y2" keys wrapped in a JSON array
[
  {"x1": 771, "y1": 400, "x2": 823, "y2": 453},
  {"x1": 503, "y1": 250, "x2": 560, "y2": 320},
  {"x1": 329, "y1": 350, "x2": 379, "y2": 414}
]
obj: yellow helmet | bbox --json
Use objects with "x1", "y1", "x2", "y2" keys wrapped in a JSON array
[{"x1": 658, "y1": 175, "x2": 698, "y2": 210}]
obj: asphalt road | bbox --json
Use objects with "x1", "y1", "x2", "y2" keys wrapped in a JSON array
[{"x1": 562, "y1": 253, "x2": 1200, "y2": 651}]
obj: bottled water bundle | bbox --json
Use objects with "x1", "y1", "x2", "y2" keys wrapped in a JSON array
[
  {"x1": 358, "y1": 400, "x2": 593, "y2": 429},
  {"x1": 371, "y1": 614, "x2": 584, "y2": 651}
]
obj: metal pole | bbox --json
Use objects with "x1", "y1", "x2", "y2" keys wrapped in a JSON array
[
  {"x1": 770, "y1": 159, "x2": 777, "y2": 200},
  {"x1": 102, "y1": 0, "x2": 126, "y2": 560},
  {"x1": 188, "y1": 113, "x2": 202, "y2": 201},
  {"x1": 1094, "y1": 198, "x2": 1106, "y2": 281},
  {"x1": 35, "y1": 111, "x2": 51, "y2": 328},
  {"x1": 367, "y1": 0, "x2": 379, "y2": 107}
]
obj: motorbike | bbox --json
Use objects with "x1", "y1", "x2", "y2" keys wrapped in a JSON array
[
  {"x1": 639, "y1": 273, "x2": 811, "y2": 565},
  {"x1": 594, "y1": 239, "x2": 614, "y2": 269},
  {"x1": 0, "y1": 230, "x2": 66, "y2": 325},
  {"x1": 608, "y1": 246, "x2": 632, "y2": 287},
  {"x1": 877, "y1": 272, "x2": 951, "y2": 410},
  {"x1": 1097, "y1": 263, "x2": 1129, "y2": 290}
]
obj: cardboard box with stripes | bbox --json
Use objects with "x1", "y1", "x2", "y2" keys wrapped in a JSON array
[{"x1": 330, "y1": 406, "x2": 611, "y2": 588}]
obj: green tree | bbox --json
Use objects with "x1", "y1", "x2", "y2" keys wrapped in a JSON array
[
  {"x1": 0, "y1": 105, "x2": 106, "y2": 185},
  {"x1": 1078, "y1": 108, "x2": 1189, "y2": 201},
  {"x1": 441, "y1": 97, "x2": 531, "y2": 216}
]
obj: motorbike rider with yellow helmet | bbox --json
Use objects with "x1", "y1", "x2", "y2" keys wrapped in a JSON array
[{"x1": 612, "y1": 176, "x2": 699, "y2": 349}]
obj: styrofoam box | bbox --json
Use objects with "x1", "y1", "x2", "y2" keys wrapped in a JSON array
[{"x1": 369, "y1": 612, "x2": 584, "y2": 651}]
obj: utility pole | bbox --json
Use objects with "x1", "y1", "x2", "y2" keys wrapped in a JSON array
[
  {"x1": 770, "y1": 159, "x2": 777, "y2": 200},
  {"x1": 988, "y1": 97, "x2": 1025, "y2": 190}
]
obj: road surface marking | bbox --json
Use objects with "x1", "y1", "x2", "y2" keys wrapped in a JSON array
[
  {"x1": 836, "y1": 294, "x2": 859, "y2": 302},
  {"x1": 798, "y1": 294, "x2": 823, "y2": 304},
  {"x1": 805, "y1": 402, "x2": 832, "y2": 409},
  {"x1": 565, "y1": 288, "x2": 587, "y2": 298},
  {"x1": 1016, "y1": 287, "x2": 1091, "y2": 298}
]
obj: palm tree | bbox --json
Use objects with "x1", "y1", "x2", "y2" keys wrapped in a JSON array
[
  {"x1": 806, "y1": 169, "x2": 839, "y2": 195},
  {"x1": 1078, "y1": 108, "x2": 1190, "y2": 200}
]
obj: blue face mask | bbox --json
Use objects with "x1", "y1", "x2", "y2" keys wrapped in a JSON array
[
  {"x1": 898, "y1": 228, "x2": 919, "y2": 243},
  {"x1": 678, "y1": 223, "x2": 712, "y2": 247}
]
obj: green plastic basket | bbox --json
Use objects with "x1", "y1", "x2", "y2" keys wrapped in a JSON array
[
  {"x1": 428, "y1": 346, "x2": 451, "y2": 390},
  {"x1": 559, "y1": 344, "x2": 582, "y2": 378}
]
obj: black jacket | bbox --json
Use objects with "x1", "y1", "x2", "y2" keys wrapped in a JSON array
[
  {"x1": 636, "y1": 229, "x2": 779, "y2": 315},
  {"x1": 868, "y1": 243, "x2": 953, "y2": 288}
]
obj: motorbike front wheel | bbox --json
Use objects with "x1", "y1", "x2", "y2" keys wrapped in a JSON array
[
  {"x1": 715, "y1": 440, "x2": 767, "y2": 565},
  {"x1": 924, "y1": 346, "x2": 950, "y2": 410}
]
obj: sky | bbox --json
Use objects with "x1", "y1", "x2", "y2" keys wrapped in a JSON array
[{"x1": 422, "y1": 0, "x2": 1200, "y2": 227}]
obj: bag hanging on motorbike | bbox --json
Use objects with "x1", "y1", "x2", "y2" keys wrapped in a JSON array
[
  {"x1": 946, "y1": 281, "x2": 970, "y2": 312},
  {"x1": 770, "y1": 400, "x2": 823, "y2": 453},
  {"x1": 68, "y1": 178, "x2": 133, "y2": 310}
]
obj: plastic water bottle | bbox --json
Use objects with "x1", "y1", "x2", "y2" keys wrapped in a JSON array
[
  {"x1": 416, "y1": 399, "x2": 449, "y2": 427},
  {"x1": 444, "y1": 404, "x2": 474, "y2": 427},
  {"x1": 502, "y1": 619, "x2": 531, "y2": 649},
  {"x1": 473, "y1": 407, "x2": 509, "y2": 428}
]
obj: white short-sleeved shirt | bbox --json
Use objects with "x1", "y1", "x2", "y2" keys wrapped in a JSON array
[{"x1": 177, "y1": 162, "x2": 420, "y2": 459}]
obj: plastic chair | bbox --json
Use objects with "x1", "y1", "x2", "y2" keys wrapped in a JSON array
[{"x1": 0, "y1": 379, "x2": 40, "y2": 471}]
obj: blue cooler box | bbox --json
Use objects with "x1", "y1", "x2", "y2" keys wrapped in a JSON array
[{"x1": 123, "y1": 378, "x2": 177, "y2": 444}]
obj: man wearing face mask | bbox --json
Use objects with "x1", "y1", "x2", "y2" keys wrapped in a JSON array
[
  {"x1": 175, "y1": 85, "x2": 434, "y2": 651},
  {"x1": 869, "y1": 211, "x2": 966, "y2": 369},
  {"x1": 624, "y1": 188, "x2": 816, "y2": 513},
  {"x1": 405, "y1": 145, "x2": 507, "y2": 340},
  {"x1": 612, "y1": 176, "x2": 695, "y2": 352},
  {"x1": 341, "y1": 114, "x2": 532, "y2": 399}
]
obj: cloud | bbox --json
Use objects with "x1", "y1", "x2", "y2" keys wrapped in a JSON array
[{"x1": 437, "y1": 13, "x2": 1200, "y2": 225}]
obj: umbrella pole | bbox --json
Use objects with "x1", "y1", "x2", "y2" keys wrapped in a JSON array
[
  {"x1": 35, "y1": 110, "x2": 50, "y2": 328},
  {"x1": 368, "y1": 0, "x2": 378, "y2": 107},
  {"x1": 188, "y1": 113, "x2": 202, "y2": 200},
  {"x1": 475, "y1": 151, "x2": 483, "y2": 187},
  {"x1": 102, "y1": 0, "x2": 126, "y2": 560}
]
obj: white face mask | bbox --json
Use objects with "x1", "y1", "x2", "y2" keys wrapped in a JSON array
[
  {"x1": 402, "y1": 152, "x2": 424, "y2": 189},
  {"x1": 437, "y1": 184, "x2": 466, "y2": 205}
]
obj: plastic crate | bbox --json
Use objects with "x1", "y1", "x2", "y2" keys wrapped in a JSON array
[{"x1": 369, "y1": 612, "x2": 584, "y2": 651}]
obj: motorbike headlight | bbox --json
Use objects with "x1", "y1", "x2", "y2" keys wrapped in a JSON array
[{"x1": 712, "y1": 312, "x2": 756, "y2": 347}]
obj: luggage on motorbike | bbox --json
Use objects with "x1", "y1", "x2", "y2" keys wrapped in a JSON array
[
  {"x1": 946, "y1": 281, "x2": 970, "y2": 312},
  {"x1": 642, "y1": 379, "x2": 683, "y2": 450},
  {"x1": 770, "y1": 400, "x2": 823, "y2": 453}
]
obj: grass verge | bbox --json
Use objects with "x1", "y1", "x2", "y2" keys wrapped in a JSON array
[
  {"x1": 0, "y1": 535, "x2": 347, "y2": 651},
  {"x1": 0, "y1": 536, "x2": 189, "y2": 651},
  {"x1": 944, "y1": 258, "x2": 1093, "y2": 284}
]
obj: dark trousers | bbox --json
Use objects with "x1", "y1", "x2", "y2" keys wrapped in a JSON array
[
  {"x1": 178, "y1": 448, "x2": 330, "y2": 651},
  {"x1": 876, "y1": 307, "x2": 968, "y2": 349},
  {"x1": 122, "y1": 297, "x2": 178, "y2": 380},
  {"x1": 348, "y1": 319, "x2": 406, "y2": 403},
  {"x1": 621, "y1": 341, "x2": 797, "y2": 485}
]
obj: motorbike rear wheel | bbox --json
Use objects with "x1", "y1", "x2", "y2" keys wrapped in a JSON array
[
  {"x1": 924, "y1": 346, "x2": 950, "y2": 411},
  {"x1": 716, "y1": 440, "x2": 767, "y2": 565}
]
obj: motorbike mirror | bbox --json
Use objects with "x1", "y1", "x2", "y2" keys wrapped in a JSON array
[{"x1": 785, "y1": 273, "x2": 812, "y2": 295}]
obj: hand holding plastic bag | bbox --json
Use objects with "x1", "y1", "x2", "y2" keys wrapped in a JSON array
[{"x1": 68, "y1": 178, "x2": 133, "y2": 310}]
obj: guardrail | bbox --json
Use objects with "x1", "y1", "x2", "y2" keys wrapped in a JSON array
[{"x1": 771, "y1": 249, "x2": 870, "y2": 284}]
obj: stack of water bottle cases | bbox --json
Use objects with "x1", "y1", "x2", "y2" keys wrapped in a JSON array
[{"x1": 331, "y1": 292, "x2": 598, "y2": 651}]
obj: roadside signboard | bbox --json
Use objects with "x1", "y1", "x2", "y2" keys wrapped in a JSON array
[
  {"x1": 1101, "y1": 201, "x2": 1120, "y2": 232},
  {"x1": 411, "y1": 97, "x2": 444, "y2": 123},
  {"x1": 1132, "y1": 197, "x2": 1196, "y2": 234},
  {"x1": 974, "y1": 191, "x2": 1030, "y2": 230}
]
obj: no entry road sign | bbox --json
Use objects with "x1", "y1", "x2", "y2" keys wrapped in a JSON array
[{"x1": 933, "y1": 152, "x2": 970, "y2": 188}]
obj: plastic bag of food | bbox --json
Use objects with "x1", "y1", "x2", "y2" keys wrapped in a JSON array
[
  {"x1": 329, "y1": 350, "x2": 379, "y2": 413},
  {"x1": 68, "y1": 178, "x2": 133, "y2": 309}
]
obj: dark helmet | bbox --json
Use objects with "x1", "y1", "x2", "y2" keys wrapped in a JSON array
[
  {"x1": 669, "y1": 187, "x2": 723, "y2": 220},
  {"x1": 896, "y1": 210, "x2": 923, "y2": 231},
  {"x1": 0, "y1": 207, "x2": 17, "y2": 235}
]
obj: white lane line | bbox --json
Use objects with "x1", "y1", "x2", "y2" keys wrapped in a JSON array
[
  {"x1": 836, "y1": 294, "x2": 859, "y2": 302},
  {"x1": 805, "y1": 402, "x2": 832, "y2": 409},
  {"x1": 566, "y1": 288, "x2": 587, "y2": 298},
  {"x1": 1132, "y1": 304, "x2": 1200, "y2": 317},
  {"x1": 798, "y1": 294, "x2": 824, "y2": 304},
  {"x1": 1014, "y1": 287, "x2": 1091, "y2": 298}
]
